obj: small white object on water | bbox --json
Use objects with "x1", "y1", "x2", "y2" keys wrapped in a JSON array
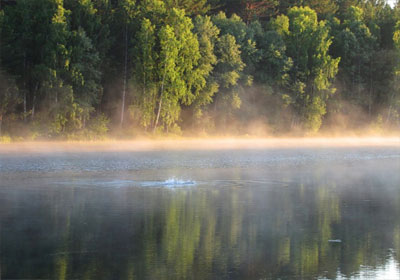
[
  {"x1": 141, "y1": 178, "x2": 196, "y2": 187},
  {"x1": 162, "y1": 178, "x2": 196, "y2": 186},
  {"x1": 328, "y1": 239, "x2": 342, "y2": 243}
]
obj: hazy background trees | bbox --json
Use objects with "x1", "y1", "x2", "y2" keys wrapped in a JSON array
[{"x1": 0, "y1": 0, "x2": 399, "y2": 139}]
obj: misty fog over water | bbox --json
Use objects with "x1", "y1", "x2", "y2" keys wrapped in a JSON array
[{"x1": 0, "y1": 144, "x2": 399, "y2": 279}]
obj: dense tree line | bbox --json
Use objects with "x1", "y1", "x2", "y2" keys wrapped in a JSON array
[{"x1": 0, "y1": 0, "x2": 399, "y2": 139}]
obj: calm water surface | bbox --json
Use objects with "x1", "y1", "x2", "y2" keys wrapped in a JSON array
[{"x1": 0, "y1": 146, "x2": 400, "y2": 279}]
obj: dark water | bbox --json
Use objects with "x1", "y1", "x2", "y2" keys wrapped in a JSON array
[{"x1": 0, "y1": 147, "x2": 400, "y2": 279}]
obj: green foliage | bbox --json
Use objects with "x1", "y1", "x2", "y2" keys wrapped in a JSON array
[
  {"x1": 132, "y1": 18, "x2": 158, "y2": 129},
  {"x1": 132, "y1": 7, "x2": 204, "y2": 131},
  {"x1": 192, "y1": 15, "x2": 219, "y2": 106},
  {"x1": 0, "y1": 135, "x2": 12, "y2": 143},
  {"x1": 0, "y1": 71, "x2": 20, "y2": 119},
  {"x1": 275, "y1": 6, "x2": 340, "y2": 132},
  {"x1": 0, "y1": 71, "x2": 20, "y2": 137},
  {"x1": 390, "y1": 20, "x2": 400, "y2": 126},
  {"x1": 0, "y1": 0, "x2": 399, "y2": 137},
  {"x1": 215, "y1": 34, "x2": 245, "y2": 88},
  {"x1": 212, "y1": 12, "x2": 259, "y2": 72},
  {"x1": 256, "y1": 20, "x2": 292, "y2": 85},
  {"x1": 85, "y1": 114, "x2": 110, "y2": 139},
  {"x1": 304, "y1": 0, "x2": 338, "y2": 18},
  {"x1": 163, "y1": 0, "x2": 210, "y2": 15},
  {"x1": 330, "y1": 4, "x2": 381, "y2": 120},
  {"x1": 67, "y1": 27, "x2": 102, "y2": 114}
]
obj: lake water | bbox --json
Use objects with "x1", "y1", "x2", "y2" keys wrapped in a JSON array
[{"x1": 0, "y1": 144, "x2": 400, "y2": 279}]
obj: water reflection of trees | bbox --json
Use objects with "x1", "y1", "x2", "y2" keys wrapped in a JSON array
[{"x1": 0, "y1": 174, "x2": 399, "y2": 279}]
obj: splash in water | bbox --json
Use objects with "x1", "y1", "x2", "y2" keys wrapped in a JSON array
[{"x1": 141, "y1": 178, "x2": 196, "y2": 188}]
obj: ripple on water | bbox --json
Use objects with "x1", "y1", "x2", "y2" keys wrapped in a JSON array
[
  {"x1": 140, "y1": 178, "x2": 196, "y2": 188},
  {"x1": 54, "y1": 178, "x2": 196, "y2": 188}
]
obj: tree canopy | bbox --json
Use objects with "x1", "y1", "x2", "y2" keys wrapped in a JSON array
[{"x1": 0, "y1": 0, "x2": 399, "y2": 138}]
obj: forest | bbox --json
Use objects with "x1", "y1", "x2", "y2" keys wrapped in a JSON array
[{"x1": 0, "y1": 0, "x2": 400, "y2": 140}]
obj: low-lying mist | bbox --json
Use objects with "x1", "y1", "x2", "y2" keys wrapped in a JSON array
[{"x1": 0, "y1": 137, "x2": 399, "y2": 154}]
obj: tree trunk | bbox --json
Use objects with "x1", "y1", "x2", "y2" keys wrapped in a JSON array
[
  {"x1": 153, "y1": 93, "x2": 163, "y2": 132},
  {"x1": 0, "y1": 114, "x2": 2, "y2": 137},
  {"x1": 31, "y1": 83, "x2": 39, "y2": 120},
  {"x1": 31, "y1": 95, "x2": 36, "y2": 120},
  {"x1": 153, "y1": 58, "x2": 168, "y2": 132},
  {"x1": 23, "y1": 52, "x2": 27, "y2": 121},
  {"x1": 120, "y1": 23, "x2": 128, "y2": 128},
  {"x1": 368, "y1": 60, "x2": 372, "y2": 117},
  {"x1": 387, "y1": 104, "x2": 392, "y2": 124},
  {"x1": 386, "y1": 90, "x2": 396, "y2": 123},
  {"x1": 358, "y1": 57, "x2": 361, "y2": 100},
  {"x1": 291, "y1": 115, "x2": 297, "y2": 129},
  {"x1": 143, "y1": 33, "x2": 147, "y2": 98},
  {"x1": 23, "y1": 91, "x2": 27, "y2": 121}
]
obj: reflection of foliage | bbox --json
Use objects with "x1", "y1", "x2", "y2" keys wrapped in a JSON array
[
  {"x1": 1, "y1": 166, "x2": 399, "y2": 279},
  {"x1": 394, "y1": 226, "x2": 400, "y2": 264}
]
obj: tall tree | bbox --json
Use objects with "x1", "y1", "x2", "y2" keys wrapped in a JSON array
[
  {"x1": 389, "y1": 20, "x2": 400, "y2": 124},
  {"x1": 331, "y1": 6, "x2": 377, "y2": 112},
  {"x1": 119, "y1": 0, "x2": 136, "y2": 127},
  {"x1": 211, "y1": 32, "x2": 245, "y2": 131},
  {"x1": 186, "y1": 15, "x2": 220, "y2": 130},
  {"x1": 133, "y1": 7, "x2": 204, "y2": 132},
  {"x1": 1, "y1": 0, "x2": 70, "y2": 122},
  {"x1": 132, "y1": 18, "x2": 157, "y2": 130},
  {"x1": 273, "y1": 6, "x2": 340, "y2": 131},
  {"x1": 0, "y1": 71, "x2": 19, "y2": 137}
]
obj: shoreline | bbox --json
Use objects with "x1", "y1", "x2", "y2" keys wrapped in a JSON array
[{"x1": 0, "y1": 137, "x2": 399, "y2": 154}]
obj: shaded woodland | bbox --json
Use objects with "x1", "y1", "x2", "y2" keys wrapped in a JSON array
[{"x1": 1, "y1": 0, "x2": 400, "y2": 139}]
